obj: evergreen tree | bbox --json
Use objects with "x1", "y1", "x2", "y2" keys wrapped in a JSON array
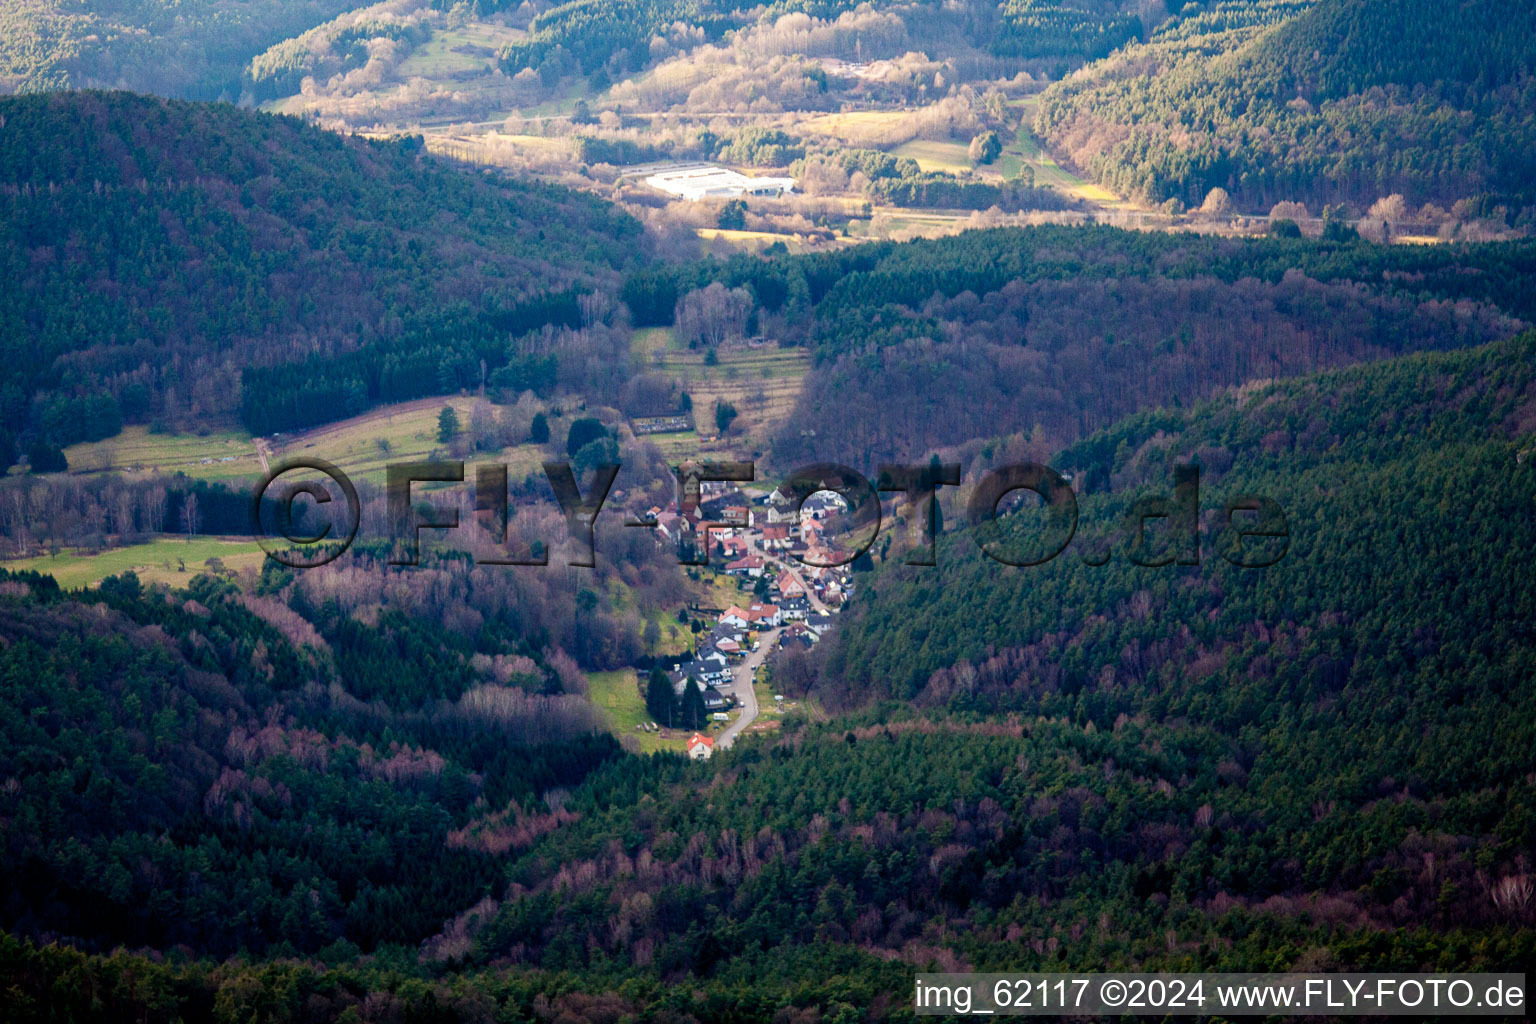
[
  {"x1": 566, "y1": 417, "x2": 607, "y2": 458},
  {"x1": 715, "y1": 401, "x2": 738, "y2": 434},
  {"x1": 27, "y1": 440, "x2": 67, "y2": 473},
  {"x1": 717, "y1": 200, "x2": 748, "y2": 230},
  {"x1": 679, "y1": 679, "x2": 707, "y2": 730},
  {"x1": 530, "y1": 412, "x2": 550, "y2": 444},
  {"x1": 437, "y1": 405, "x2": 459, "y2": 443},
  {"x1": 645, "y1": 669, "x2": 675, "y2": 726}
]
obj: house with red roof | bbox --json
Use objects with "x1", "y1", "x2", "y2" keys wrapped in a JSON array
[
  {"x1": 745, "y1": 602, "x2": 781, "y2": 627},
  {"x1": 724, "y1": 555, "x2": 765, "y2": 578}
]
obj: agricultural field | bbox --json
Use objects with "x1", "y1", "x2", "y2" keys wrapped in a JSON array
[
  {"x1": 636, "y1": 331, "x2": 812, "y2": 451},
  {"x1": 425, "y1": 130, "x2": 573, "y2": 166},
  {"x1": 890, "y1": 139, "x2": 972, "y2": 174},
  {"x1": 6, "y1": 536, "x2": 268, "y2": 590},
  {"x1": 847, "y1": 208, "x2": 976, "y2": 241},
  {"x1": 268, "y1": 396, "x2": 545, "y2": 485},
  {"x1": 60, "y1": 426, "x2": 261, "y2": 482},
  {"x1": 797, "y1": 109, "x2": 917, "y2": 148},
  {"x1": 696, "y1": 227, "x2": 810, "y2": 252}
]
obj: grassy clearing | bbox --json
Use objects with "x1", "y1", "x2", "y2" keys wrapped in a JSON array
[
  {"x1": 478, "y1": 131, "x2": 570, "y2": 154},
  {"x1": 851, "y1": 208, "x2": 973, "y2": 241},
  {"x1": 891, "y1": 139, "x2": 972, "y2": 174},
  {"x1": 630, "y1": 327, "x2": 683, "y2": 360},
  {"x1": 57, "y1": 395, "x2": 549, "y2": 488},
  {"x1": 692, "y1": 569, "x2": 754, "y2": 612},
  {"x1": 395, "y1": 22, "x2": 526, "y2": 78},
  {"x1": 1006, "y1": 109, "x2": 1134, "y2": 208},
  {"x1": 587, "y1": 669, "x2": 677, "y2": 753},
  {"x1": 797, "y1": 109, "x2": 916, "y2": 147},
  {"x1": 1069, "y1": 181, "x2": 1122, "y2": 203},
  {"x1": 697, "y1": 228, "x2": 808, "y2": 252},
  {"x1": 62, "y1": 426, "x2": 260, "y2": 481},
  {"x1": 270, "y1": 396, "x2": 545, "y2": 485},
  {"x1": 602, "y1": 575, "x2": 694, "y2": 656},
  {"x1": 6, "y1": 536, "x2": 268, "y2": 590}
]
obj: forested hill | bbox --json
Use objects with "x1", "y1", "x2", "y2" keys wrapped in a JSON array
[
  {"x1": 810, "y1": 329, "x2": 1536, "y2": 927},
  {"x1": 0, "y1": 0, "x2": 359, "y2": 97},
  {"x1": 0, "y1": 559, "x2": 626, "y2": 956},
  {"x1": 625, "y1": 225, "x2": 1535, "y2": 466},
  {"x1": 496, "y1": 0, "x2": 1148, "y2": 82},
  {"x1": 0, "y1": 91, "x2": 644, "y2": 447},
  {"x1": 824, "y1": 329, "x2": 1536, "y2": 711},
  {"x1": 1036, "y1": 0, "x2": 1536, "y2": 212}
]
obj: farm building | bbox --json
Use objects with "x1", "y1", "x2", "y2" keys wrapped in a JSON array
[{"x1": 644, "y1": 164, "x2": 795, "y2": 200}]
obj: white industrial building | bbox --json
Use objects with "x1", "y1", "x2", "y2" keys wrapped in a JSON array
[{"x1": 643, "y1": 164, "x2": 796, "y2": 201}]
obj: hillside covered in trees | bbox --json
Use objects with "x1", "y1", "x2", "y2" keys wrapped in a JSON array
[
  {"x1": 496, "y1": 0, "x2": 1150, "y2": 84},
  {"x1": 0, "y1": 0, "x2": 361, "y2": 97},
  {"x1": 1035, "y1": 0, "x2": 1536, "y2": 214},
  {"x1": 623, "y1": 225, "x2": 1536, "y2": 466},
  {"x1": 0, "y1": 527, "x2": 681, "y2": 958},
  {"x1": 0, "y1": 90, "x2": 645, "y2": 452},
  {"x1": 3, "y1": 334, "x2": 1534, "y2": 1019}
]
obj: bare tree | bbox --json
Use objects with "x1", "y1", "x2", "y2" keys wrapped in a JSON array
[
  {"x1": 469, "y1": 398, "x2": 499, "y2": 452},
  {"x1": 144, "y1": 486, "x2": 168, "y2": 534},
  {"x1": 181, "y1": 493, "x2": 201, "y2": 540},
  {"x1": 115, "y1": 489, "x2": 138, "y2": 540},
  {"x1": 674, "y1": 282, "x2": 753, "y2": 349}
]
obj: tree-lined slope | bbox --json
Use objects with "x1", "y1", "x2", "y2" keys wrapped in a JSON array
[
  {"x1": 1036, "y1": 0, "x2": 1536, "y2": 211},
  {"x1": 0, "y1": 91, "x2": 643, "y2": 447},
  {"x1": 0, "y1": 0, "x2": 361, "y2": 97}
]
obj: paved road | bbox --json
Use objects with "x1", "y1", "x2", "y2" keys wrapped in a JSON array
[
  {"x1": 746, "y1": 537, "x2": 831, "y2": 615},
  {"x1": 716, "y1": 626, "x2": 779, "y2": 749}
]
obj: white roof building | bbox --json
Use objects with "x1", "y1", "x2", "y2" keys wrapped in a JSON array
[{"x1": 644, "y1": 164, "x2": 795, "y2": 201}]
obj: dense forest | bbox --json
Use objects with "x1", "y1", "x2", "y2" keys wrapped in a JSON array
[
  {"x1": 0, "y1": 91, "x2": 645, "y2": 453},
  {"x1": 0, "y1": 520, "x2": 686, "y2": 958},
  {"x1": 623, "y1": 225, "x2": 1536, "y2": 465},
  {"x1": 1035, "y1": 0, "x2": 1536, "y2": 213},
  {"x1": 0, "y1": 0, "x2": 360, "y2": 97},
  {"x1": 496, "y1": 0, "x2": 1149, "y2": 84}
]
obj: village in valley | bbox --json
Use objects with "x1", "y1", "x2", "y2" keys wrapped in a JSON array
[{"x1": 637, "y1": 475, "x2": 855, "y2": 759}]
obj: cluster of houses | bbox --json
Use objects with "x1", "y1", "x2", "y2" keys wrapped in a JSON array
[
  {"x1": 665, "y1": 607, "x2": 765, "y2": 712},
  {"x1": 646, "y1": 481, "x2": 858, "y2": 612},
  {"x1": 650, "y1": 479, "x2": 850, "y2": 720}
]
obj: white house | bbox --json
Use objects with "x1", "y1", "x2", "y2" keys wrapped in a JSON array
[{"x1": 686, "y1": 733, "x2": 715, "y2": 760}]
